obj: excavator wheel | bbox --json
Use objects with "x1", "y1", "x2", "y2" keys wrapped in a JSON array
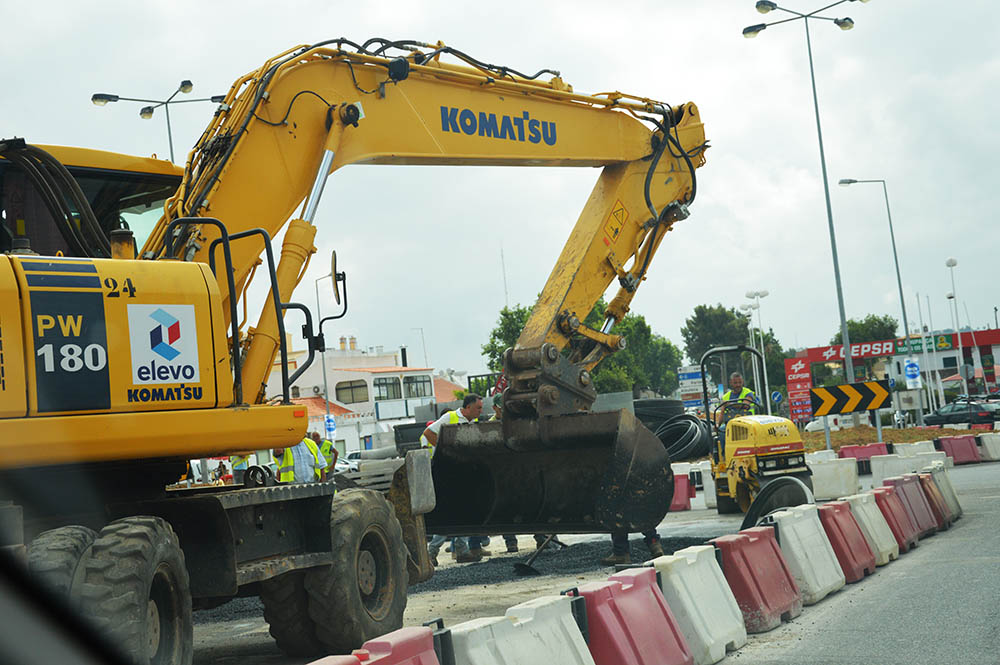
[
  {"x1": 26, "y1": 525, "x2": 97, "y2": 601},
  {"x1": 260, "y1": 572, "x2": 326, "y2": 657},
  {"x1": 78, "y1": 516, "x2": 192, "y2": 665},
  {"x1": 305, "y1": 489, "x2": 408, "y2": 654}
]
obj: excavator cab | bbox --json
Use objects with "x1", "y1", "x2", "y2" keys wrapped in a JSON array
[{"x1": 700, "y1": 345, "x2": 812, "y2": 518}]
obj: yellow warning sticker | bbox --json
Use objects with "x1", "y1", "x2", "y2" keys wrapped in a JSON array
[{"x1": 604, "y1": 200, "x2": 629, "y2": 245}]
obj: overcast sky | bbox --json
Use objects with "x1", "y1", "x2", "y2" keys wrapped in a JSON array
[{"x1": 5, "y1": 0, "x2": 997, "y2": 376}]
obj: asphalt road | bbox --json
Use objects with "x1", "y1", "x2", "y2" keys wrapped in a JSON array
[{"x1": 192, "y1": 463, "x2": 998, "y2": 665}]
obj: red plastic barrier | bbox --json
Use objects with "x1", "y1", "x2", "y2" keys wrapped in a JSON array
[
  {"x1": 838, "y1": 443, "x2": 888, "y2": 461},
  {"x1": 817, "y1": 502, "x2": 876, "y2": 583},
  {"x1": 871, "y1": 487, "x2": 919, "y2": 553},
  {"x1": 883, "y1": 475, "x2": 937, "y2": 538},
  {"x1": 938, "y1": 435, "x2": 982, "y2": 465},
  {"x1": 577, "y1": 567, "x2": 693, "y2": 665},
  {"x1": 971, "y1": 423, "x2": 993, "y2": 431},
  {"x1": 671, "y1": 474, "x2": 692, "y2": 511},
  {"x1": 310, "y1": 627, "x2": 441, "y2": 665},
  {"x1": 917, "y1": 473, "x2": 953, "y2": 531},
  {"x1": 709, "y1": 527, "x2": 802, "y2": 633},
  {"x1": 688, "y1": 477, "x2": 697, "y2": 499}
]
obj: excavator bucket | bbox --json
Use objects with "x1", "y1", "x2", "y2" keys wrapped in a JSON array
[{"x1": 423, "y1": 408, "x2": 673, "y2": 536}]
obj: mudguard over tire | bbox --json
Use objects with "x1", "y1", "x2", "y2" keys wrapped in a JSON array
[
  {"x1": 306, "y1": 488, "x2": 408, "y2": 654},
  {"x1": 260, "y1": 572, "x2": 325, "y2": 657},
  {"x1": 78, "y1": 516, "x2": 192, "y2": 665},
  {"x1": 26, "y1": 524, "x2": 97, "y2": 600}
]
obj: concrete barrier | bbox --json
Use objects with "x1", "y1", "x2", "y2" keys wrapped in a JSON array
[
  {"x1": 883, "y1": 475, "x2": 938, "y2": 538},
  {"x1": 840, "y1": 493, "x2": 898, "y2": 566},
  {"x1": 870, "y1": 454, "x2": 920, "y2": 488},
  {"x1": 871, "y1": 487, "x2": 919, "y2": 553},
  {"x1": 768, "y1": 505, "x2": 844, "y2": 605},
  {"x1": 922, "y1": 462, "x2": 962, "y2": 519},
  {"x1": 900, "y1": 441, "x2": 936, "y2": 457},
  {"x1": 916, "y1": 451, "x2": 951, "y2": 468},
  {"x1": 806, "y1": 450, "x2": 838, "y2": 463},
  {"x1": 938, "y1": 435, "x2": 982, "y2": 464},
  {"x1": 312, "y1": 626, "x2": 442, "y2": 665},
  {"x1": 976, "y1": 433, "x2": 1000, "y2": 461},
  {"x1": 449, "y1": 595, "x2": 596, "y2": 665},
  {"x1": 650, "y1": 546, "x2": 747, "y2": 665},
  {"x1": 917, "y1": 473, "x2": 953, "y2": 531},
  {"x1": 805, "y1": 458, "x2": 860, "y2": 500},
  {"x1": 817, "y1": 502, "x2": 876, "y2": 583},
  {"x1": 697, "y1": 461, "x2": 717, "y2": 509},
  {"x1": 578, "y1": 568, "x2": 694, "y2": 665},
  {"x1": 710, "y1": 527, "x2": 802, "y2": 633}
]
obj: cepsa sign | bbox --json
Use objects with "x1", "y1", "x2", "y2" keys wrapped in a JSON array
[{"x1": 796, "y1": 340, "x2": 896, "y2": 365}]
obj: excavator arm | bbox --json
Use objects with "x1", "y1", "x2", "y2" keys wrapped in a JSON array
[{"x1": 142, "y1": 39, "x2": 707, "y2": 409}]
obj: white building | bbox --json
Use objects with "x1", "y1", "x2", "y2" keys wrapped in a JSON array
[{"x1": 266, "y1": 336, "x2": 465, "y2": 456}]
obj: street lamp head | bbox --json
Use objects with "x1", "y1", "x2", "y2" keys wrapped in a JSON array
[
  {"x1": 210, "y1": 95, "x2": 226, "y2": 103},
  {"x1": 91, "y1": 93, "x2": 119, "y2": 106},
  {"x1": 834, "y1": 17, "x2": 855, "y2": 30},
  {"x1": 755, "y1": 0, "x2": 777, "y2": 13},
  {"x1": 758, "y1": 289, "x2": 769, "y2": 298},
  {"x1": 745, "y1": 290, "x2": 756, "y2": 299},
  {"x1": 838, "y1": 178, "x2": 858, "y2": 186},
  {"x1": 946, "y1": 292, "x2": 955, "y2": 300},
  {"x1": 139, "y1": 106, "x2": 155, "y2": 119},
  {"x1": 945, "y1": 257, "x2": 958, "y2": 268},
  {"x1": 179, "y1": 80, "x2": 193, "y2": 94},
  {"x1": 743, "y1": 23, "x2": 767, "y2": 38}
]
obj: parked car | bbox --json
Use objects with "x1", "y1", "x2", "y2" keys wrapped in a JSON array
[
  {"x1": 804, "y1": 414, "x2": 856, "y2": 432},
  {"x1": 924, "y1": 401, "x2": 998, "y2": 425}
]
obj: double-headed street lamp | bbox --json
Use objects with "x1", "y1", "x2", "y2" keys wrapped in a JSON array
[
  {"x1": 839, "y1": 178, "x2": 924, "y2": 424},
  {"x1": 945, "y1": 257, "x2": 969, "y2": 396},
  {"x1": 91, "y1": 80, "x2": 225, "y2": 163},
  {"x1": 746, "y1": 290, "x2": 771, "y2": 410},
  {"x1": 744, "y1": 0, "x2": 871, "y2": 386}
]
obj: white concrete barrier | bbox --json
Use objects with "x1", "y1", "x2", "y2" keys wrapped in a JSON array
[
  {"x1": 698, "y1": 461, "x2": 717, "y2": 509},
  {"x1": 840, "y1": 493, "x2": 899, "y2": 566},
  {"x1": 943, "y1": 423, "x2": 968, "y2": 430},
  {"x1": 922, "y1": 462, "x2": 962, "y2": 519},
  {"x1": 806, "y1": 458, "x2": 860, "y2": 500},
  {"x1": 650, "y1": 545, "x2": 747, "y2": 665},
  {"x1": 893, "y1": 441, "x2": 936, "y2": 457},
  {"x1": 870, "y1": 454, "x2": 920, "y2": 488},
  {"x1": 451, "y1": 595, "x2": 595, "y2": 665},
  {"x1": 977, "y1": 433, "x2": 1000, "y2": 461},
  {"x1": 916, "y1": 450, "x2": 952, "y2": 468},
  {"x1": 770, "y1": 504, "x2": 845, "y2": 605},
  {"x1": 807, "y1": 450, "x2": 838, "y2": 463}
]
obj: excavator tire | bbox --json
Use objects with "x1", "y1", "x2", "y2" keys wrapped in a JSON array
[
  {"x1": 26, "y1": 524, "x2": 97, "y2": 600},
  {"x1": 306, "y1": 489, "x2": 408, "y2": 654},
  {"x1": 78, "y1": 516, "x2": 192, "y2": 665},
  {"x1": 260, "y1": 572, "x2": 325, "y2": 657}
]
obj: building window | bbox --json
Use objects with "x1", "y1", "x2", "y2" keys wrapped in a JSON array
[
  {"x1": 373, "y1": 376, "x2": 402, "y2": 401},
  {"x1": 942, "y1": 356, "x2": 958, "y2": 368},
  {"x1": 404, "y1": 375, "x2": 433, "y2": 398},
  {"x1": 336, "y1": 379, "x2": 369, "y2": 404},
  {"x1": 291, "y1": 386, "x2": 300, "y2": 398}
]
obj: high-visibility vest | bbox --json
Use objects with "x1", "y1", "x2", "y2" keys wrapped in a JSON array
[
  {"x1": 278, "y1": 438, "x2": 323, "y2": 483},
  {"x1": 319, "y1": 439, "x2": 336, "y2": 470},
  {"x1": 722, "y1": 387, "x2": 758, "y2": 414},
  {"x1": 230, "y1": 454, "x2": 251, "y2": 470},
  {"x1": 420, "y1": 411, "x2": 462, "y2": 458}
]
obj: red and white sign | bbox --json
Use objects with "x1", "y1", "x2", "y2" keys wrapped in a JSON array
[{"x1": 784, "y1": 357, "x2": 814, "y2": 423}]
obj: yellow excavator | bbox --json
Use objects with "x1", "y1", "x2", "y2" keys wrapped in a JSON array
[{"x1": 0, "y1": 38, "x2": 706, "y2": 663}]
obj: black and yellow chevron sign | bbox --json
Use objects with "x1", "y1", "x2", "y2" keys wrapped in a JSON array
[{"x1": 810, "y1": 380, "x2": 891, "y2": 416}]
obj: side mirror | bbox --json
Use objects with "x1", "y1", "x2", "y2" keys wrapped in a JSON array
[{"x1": 331, "y1": 250, "x2": 341, "y2": 305}]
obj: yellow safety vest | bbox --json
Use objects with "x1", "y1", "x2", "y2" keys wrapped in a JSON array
[
  {"x1": 420, "y1": 411, "x2": 461, "y2": 458},
  {"x1": 722, "y1": 387, "x2": 758, "y2": 414},
  {"x1": 319, "y1": 439, "x2": 336, "y2": 470},
  {"x1": 278, "y1": 438, "x2": 323, "y2": 483}
]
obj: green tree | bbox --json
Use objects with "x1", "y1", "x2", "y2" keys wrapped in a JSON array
[
  {"x1": 681, "y1": 304, "x2": 751, "y2": 364},
  {"x1": 830, "y1": 314, "x2": 898, "y2": 345},
  {"x1": 481, "y1": 304, "x2": 533, "y2": 371},
  {"x1": 481, "y1": 300, "x2": 682, "y2": 396}
]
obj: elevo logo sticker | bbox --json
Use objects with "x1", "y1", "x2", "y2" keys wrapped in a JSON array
[{"x1": 127, "y1": 304, "x2": 200, "y2": 384}]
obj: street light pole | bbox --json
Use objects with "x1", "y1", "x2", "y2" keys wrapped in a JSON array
[
  {"x1": 839, "y1": 178, "x2": 924, "y2": 423},
  {"x1": 91, "y1": 81, "x2": 225, "y2": 163},
  {"x1": 746, "y1": 289, "x2": 772, "y2": 413},
  {"x1": 743, "y1": 0, "x2": 868, "y2": 389},
  {"x1": 946, "y1": 258, "x2": 968, "y2": 395}
]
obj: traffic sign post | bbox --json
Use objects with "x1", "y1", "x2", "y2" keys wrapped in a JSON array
[
  {"x1": 904, "y1": 357, "x2": 922, "y2": 390},
  {"x1": 678, "y1": 365, "x2": 705, "y2": 410},
  {"x1": 771, "y1": 390, "x2": 783, "y2": 404},
  {"x1": 324, "y1": 414, "x2": 337, "y2": 440}
]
